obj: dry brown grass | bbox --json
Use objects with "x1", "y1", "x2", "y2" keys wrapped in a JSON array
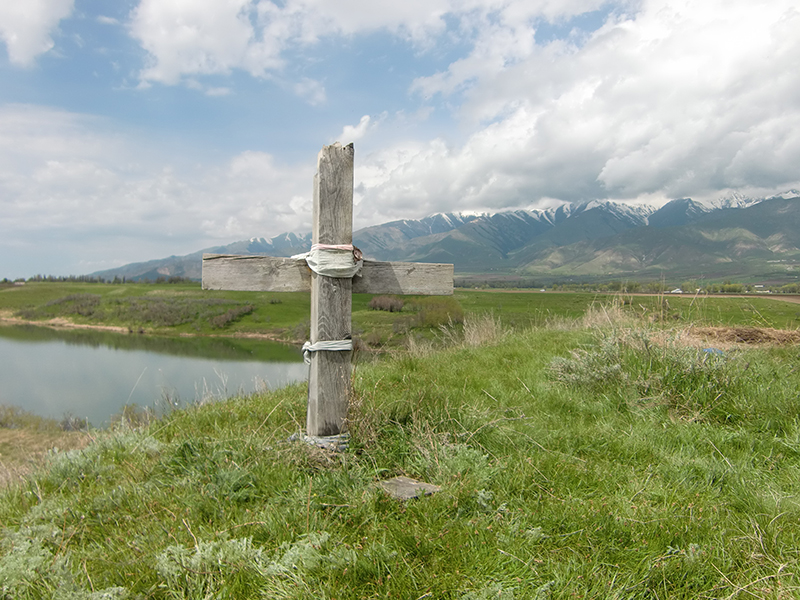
[
  {"x1": 0, "y1": 429, "x2": 91, "y2": 487},
  {"x1": 571, "y1": 299, "x2": 800, "y2": 351},
  {"x1": 685, "y1": 326, "x2": 800, "y2": 348},
  {"x1": 462, "y1": 312, "x2": 505, "y2": 347},
  {"x1": 643, "y1": 325, "x2": 800, "y2": 353},
  {"x1": 581, "y1": 299, "x2": 638, "y2": 329}
]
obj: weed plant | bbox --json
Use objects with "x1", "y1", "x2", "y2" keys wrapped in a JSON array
[{"x1": 3, "y1": 304, "x2": 800, "y2": 597}]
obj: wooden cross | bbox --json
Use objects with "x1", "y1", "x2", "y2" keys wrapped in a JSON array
[{"x1": 202, "y1": 143, "x2": 453, "y2": 437}]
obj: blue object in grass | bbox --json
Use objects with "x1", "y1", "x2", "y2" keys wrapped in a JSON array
[{"x1": 703, "y1": 348, "x2": 724, "y2": 355}]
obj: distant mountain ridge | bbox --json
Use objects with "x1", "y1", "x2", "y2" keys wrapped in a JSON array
[{"x1": 91, "y1": 190, "x2": 800, "y2": 283}]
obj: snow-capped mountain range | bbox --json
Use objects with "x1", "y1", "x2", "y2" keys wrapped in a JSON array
[{"x1": 92, "y1": 190, "x2": 800, "y2": 283}]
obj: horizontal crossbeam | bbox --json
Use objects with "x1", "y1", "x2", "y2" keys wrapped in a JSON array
[{"x1": 202, "y1": 254, "x2": 454, "y2": 296}]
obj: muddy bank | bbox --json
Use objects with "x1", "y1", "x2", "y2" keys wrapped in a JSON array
[{"x1": 0, "y1": 310, "x2": 297, "y2": 343}]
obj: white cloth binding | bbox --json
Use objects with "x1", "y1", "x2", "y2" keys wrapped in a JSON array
[
  {"x1": 292, "y1": 244, "x2": 363, "y2": 279},
  {"x1": 293, "y1": 244, "x2": 361, "y2": 363},
  {"x1": 302, "y1": 340, "x2": 353, "y2": 364}
]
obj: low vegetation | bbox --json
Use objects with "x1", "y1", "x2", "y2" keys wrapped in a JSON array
[
  {"x1": 2, "y1": 300, "x2": 800, "y2": 598},
  {"x1": 14, "y1": 293, "x2": 258, "y2": 332},
  {"x1": 1, "y1": 283, "x2": 471, "y2": 342},
  {"x1": 367, "y1": 295, "x2": 404, "y2": 312},
  {"x1": 0, "y1": 407, "x2": 90, "y2": 488},
  {"x1": 4, "y1": 282, "x2": 800, "y2": 343}
]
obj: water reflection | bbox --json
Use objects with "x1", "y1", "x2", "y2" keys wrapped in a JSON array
[{"x1": 0, "y1": 325, "x2": 307, "y2": 427}]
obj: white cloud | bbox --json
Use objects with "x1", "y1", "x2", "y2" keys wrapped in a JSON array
[
  {"x1": 96, "y1": 16, "x2": 120, "y2": 26},
  {"x1": 0, "y1": 105, "x2": 315, "y2": 275},
  {"x1": 338, "y1": 115, "x2": 372, "y2": 144},
  {"x1": 206, "y1": 86, "x2": 232, "y2": 96},
  {"x1": 349, "y1": 0, "x2": 800, "y2": 225},
  {"x1": 126, "y1": 0, "x2": 610, "y2": 93},
  {"x1": 129, "y1": 0, "x2": 276, "y2": 84},
  {"x1": 0, "y1": 0, "x2": 74, "y2": 66},
  {"x1": 5, "y1": 0, "x2": 800, "y2": 275},
  {"x1": 292, "y1": 77, "x2": 326, "y2": 105}
]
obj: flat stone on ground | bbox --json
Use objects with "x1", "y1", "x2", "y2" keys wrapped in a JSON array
[{"x1": 378, "y1": 476, "x2": 442, "y2": 500}]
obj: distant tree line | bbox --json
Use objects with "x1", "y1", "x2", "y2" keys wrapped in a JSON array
[
  {"x1": 455, "y1": 277, "x2": 543, "y2": 289},
  {"x1": 4, "y1": 275, "x2": 196, "y2": 284},
  {"x1": 456, "y1": 277, "x2": 800, "y2": 295},
  {"x1": 4, "y1": 274, "x2": 799, "y2": 294}
]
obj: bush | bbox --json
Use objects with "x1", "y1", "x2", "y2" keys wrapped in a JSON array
[
  {"x1": 409, "y1": 296, "x2": 464, "y2": 328},
  {"x1": 16, "y1": 293, "x2": 102, "y2": 320},
  {"x1": 368, "y1": 296, "x2": 404, "y2": 312},
  {"x1": 209, "y1": 305, "x2": 255, "y2": 328}
]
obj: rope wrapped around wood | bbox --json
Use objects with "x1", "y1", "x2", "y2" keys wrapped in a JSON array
[
  {"x1": 293, "y1": 244, "x2": 361, "y2": 364},
  {"x1": 302, "y1": 340, "x2": 353, "y2": 365},
  {"x1": 292, "y1": 244, "x2": 363, "y2": 278}
]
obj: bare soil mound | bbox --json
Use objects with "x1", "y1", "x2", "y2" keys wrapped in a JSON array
[{"x1": 687, "y1": 326, "x2": 800, "y2": 348}]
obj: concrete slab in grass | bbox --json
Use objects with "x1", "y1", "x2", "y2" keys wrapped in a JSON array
[{"x1": 378, "y1": 476, "x2": 442, "y2": 500}]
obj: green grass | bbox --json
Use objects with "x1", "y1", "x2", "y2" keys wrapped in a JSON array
[
  {"x1": 4, "y1": 284, "x2": 800, "y2": 344},
  {"x1": 0, "y1": 283, "x2": 312, "y2": 337},
  {"x1": 2, "y1": 316, "x2": 800, "y2": 598},
  {"x1": 622, "y1": 294, "x2": 800, "y2": 329}
]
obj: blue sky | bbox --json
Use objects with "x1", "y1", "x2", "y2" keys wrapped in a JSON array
[{"x1": 1, "y1": 0, "x2": 799, "y2": 278}]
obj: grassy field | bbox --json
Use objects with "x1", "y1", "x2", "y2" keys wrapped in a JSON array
[
  {"x1": 1, "y1": 303, "x2": 800, "y2": 598},
  {"x1": 3, "y1": 282, "x2": 800, "y2": 343}
]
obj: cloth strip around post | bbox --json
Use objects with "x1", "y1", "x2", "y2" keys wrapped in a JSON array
[{"x1": 293, "y1": 244, "x2": 363, "y2": 364}]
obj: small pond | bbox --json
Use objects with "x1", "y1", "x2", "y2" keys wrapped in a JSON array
[{"x1": 0, "y1": 325, "x2": 307, "y2": 427}]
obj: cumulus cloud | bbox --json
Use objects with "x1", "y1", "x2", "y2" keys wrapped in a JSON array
[
  {"x1": 349, "y1": 0, "x2": 800, "y2": 226},
  {"x1": 338, "y1": 115, "x2": 372, "y2": 144},
  {"x1": 126, "y1": 0, "x2": 607, "y2": 93},
  {"x1": 5, "y1": 0, "x2": 800, "y2": 275},
  {"x1": 0, "y1": 105, "x2": 313, "y2": 275},
  {"x1": 0, "y1": 0, "x2": 74, "y2": 66},
  {"x1": 129, "y1": 0, "x2": 269, "y2": 84}
]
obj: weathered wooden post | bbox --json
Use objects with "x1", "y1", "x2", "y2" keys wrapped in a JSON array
[
  {"x1": 202, "y1": 142, "x2": 453, "y2": 441},
  {"x1": 307, "y1": 143, "x2": 354, "y2": 436}
]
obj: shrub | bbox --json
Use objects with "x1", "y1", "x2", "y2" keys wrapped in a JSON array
[
  {"x1": 409, "y1": 296, "x2": 464, "y2": 328},
  {"x1": 209, "y1": 305, "x2": 254, "y2": 328},
  {"x1": 368, "y1": 295, "x2": 404, "y2": 312},
  {"x1": 550, "y1": 329, "x2": 751, "y2": 422},
  {"x1": 16, "y1": 293, "x2": 102, "y2": 320}
]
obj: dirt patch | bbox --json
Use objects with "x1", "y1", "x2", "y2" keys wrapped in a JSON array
[
  {"x1": 0, "y1": 312, "x2": 130, "y2": 334},
  {"x1": 684, "y1": 326, "x2": 800, "y2": 349},
  {"x1": 0, "y1": 429, "x2": 92, "y2": 487}
]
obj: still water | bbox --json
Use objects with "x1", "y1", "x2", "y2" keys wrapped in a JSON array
[{"x1": 0, "y1": 325, "x2": 307, "y2": 427}]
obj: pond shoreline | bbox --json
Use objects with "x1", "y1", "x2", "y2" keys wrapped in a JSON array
[{"x1": 0, "y1": 310, "x2": 299, "y2": 345}]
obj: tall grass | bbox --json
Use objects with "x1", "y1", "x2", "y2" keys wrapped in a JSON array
[{"x1": 2, "y1": 315, "x2": 800, "y2": 598}]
